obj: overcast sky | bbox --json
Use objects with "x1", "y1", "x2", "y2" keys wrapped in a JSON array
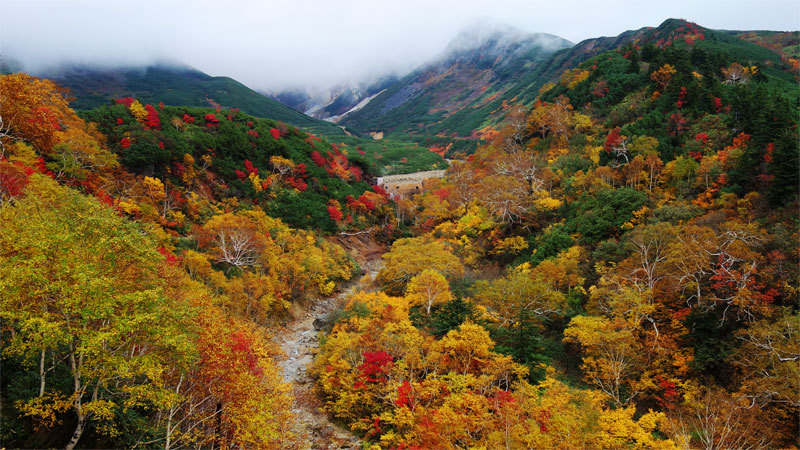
[{"x1": 2, "y1": 0, "x2": 798, "y2": 92}]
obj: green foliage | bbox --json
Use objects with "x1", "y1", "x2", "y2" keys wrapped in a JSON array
[
  {"x1": 529, "y1": 223, "x2": 574, "y2": 266},
  {"x1": 58, "y1": 65, "x2": 345, "y2": 136},
  {"x1": 489, "y1": 310, "x2": 551, "y2": 383},
  {"x1": 568, "y1": 187, "x2": 647, "y2": 243},
  {"x1": 414, "y1": 297, "x2": 478, "y2": 337},
  {"x1": 82, "y1": 104, "x2": 376, "y2": 231}
]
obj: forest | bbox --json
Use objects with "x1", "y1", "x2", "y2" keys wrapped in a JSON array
[{"x1": 1, "y1": 18, "x2": 798, "y2": 450}]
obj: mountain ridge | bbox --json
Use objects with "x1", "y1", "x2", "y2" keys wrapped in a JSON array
[{"x1": 34, "y1": 63, "x2": 347, "y2": 136}]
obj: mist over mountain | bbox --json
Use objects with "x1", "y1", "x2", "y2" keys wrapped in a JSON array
[
  {"x1": 268, "y1": 74, "x2": 399, "y2": 122},
  {"x1": 336, "y1": 23, "x2": 572, "y2": 136},
  {"x1": 40, "y1": 63, "x2": 346, "y2": 136},
  {"x1": 268, "y1": 23, "x2": 573, "y2": 123}
]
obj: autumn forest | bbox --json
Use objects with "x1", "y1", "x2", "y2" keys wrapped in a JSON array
[{"x1": 1, "y1": 15, "x2": 799, "y2": 450}]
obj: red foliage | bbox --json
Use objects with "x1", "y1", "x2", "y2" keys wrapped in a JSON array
[
  {"x1": 668, "y1": 113, "x2": 688, "y2": 136},
  {"x1": 695, "y1": 132, "x2": 709, "y2": 143},
  {"x1": 270, "y1": 128, "x2": 281, "y2": 140},
  {"x1": 158, "y1": 102, "x2": 164, "y2": 109},
  {"x1": 764, "y1": 142, "x2": 774, "y2": 163},
  {"x1": 676, "y1": 86, "x2": 687, "y2": 109},
  {"x1": 603, "y1": 127, "x2": 624, "y2": 152},
  {"x1": 311, "y1": 151, "x2": 326, "y2": 167},
  {"x1": 358, "y1": 193, "x2": 375, "y2": 211},
  {"x1": 115, "y1": 97, "x2": 135, "y2": 107},
  {"x1": 182, "y1": 113, "x2": 195, "y2": 124},
  {"x1": 372, "y1": 184, "x2": 390, "y2": 199},
  {"x1": 156, "y1": 246, "x2": 180, "y2": 265},
  {"x1": 229, "y1": 330, "x2": 263, "y2": 377},
  {"x1": 235, "y1": 169, "x2": 247, "y2": 181},
  {"x1": 0, "y1": 161, "x2": 34, "y2": 199},
  {"x1": 116, "y1": 118, "x2": 124, "y2": 125},
  {"x1": 304, "y1": 134, "x2": 321, "y2": 148},
  {"x1": 285, "y1": 176, "x2": 307, "y2": 191},
  {"x1": 656, "y1": 377, "x2": 680, "y2": 410},
  {"x1": 328, "y1": 205, "x2": 343, "y2": 222},
  {"x1": 204, "y1": 113, "x2": 220, "y2": 128},
  {"x1": 592, "y1": 79, "x2": 609, "y2": 97},
  {"x1": 143, "y1": 104, "x2": 161, "y2": 129},
  {"x1": 94, "y1": 188, "x2": 115, "y2": 208},
  {"x1": 120, "y1": 137, "x2": 131, "y2": 149},
  {"x1": 348, "y1": 165, "x2": 363, "y2": 181},
  {"x1": 535, "y1": 409, "x2": 551, "y2": 433},
  {"x1": 244, "y1": 159, "x2": 257, "y2": 175},
  {"x1": 395, "y1": 380, "x2": 413, "y2": 408},
  {"x1": 356, "y1": 351, "x2": 393, "y2": 387},
  {"x1": 345, "y1": 195, "x2": 358, "y2": 210},
  {"x1": 434, "y1": 188, "x2": 450, "y2": 201},
  {"x1": 32, "y1": 107, "x2": 61, "y2": 131},
  {"x1": 248, "y1": 130, "x2": 259, "y2": 138},
  {"x1": 158, "y1": 141, "x2": 165, "y2": 149},
  {"x1": 34, "y1": 157, "x2": 54, "y2": 178},
  {"x1": 713, "y1": 97, "x2": 723, "y2": 113}
]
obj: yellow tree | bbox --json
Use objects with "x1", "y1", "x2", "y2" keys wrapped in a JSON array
[
  {"x1": 474, "y1": 263, "x2": 566, "y2": 326},
  {"x1": 406, "y1": 269, "x2": 453, "y2": 315},
  {"x1": 0, "y1": 176, "x2": 196, "y2": 449},
  {"x1": 563, "y1": 316, "x2": 645, "y2": 407},
  {"x1": 378, "y1": 237, "x2": 463, "y2": 295}
]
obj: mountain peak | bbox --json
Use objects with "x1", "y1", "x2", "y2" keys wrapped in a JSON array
[{"x1": 441, "y1": 22, "x2": 573, "y2": 60}]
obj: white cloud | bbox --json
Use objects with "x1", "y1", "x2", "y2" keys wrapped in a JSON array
[{"x1": 1, "y1": 0, "x2": 798, "y2": 91}]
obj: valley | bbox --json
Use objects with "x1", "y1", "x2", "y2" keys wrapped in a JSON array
[{"x1": 1, "y1": 12, "x2": 798, "y2": 450}]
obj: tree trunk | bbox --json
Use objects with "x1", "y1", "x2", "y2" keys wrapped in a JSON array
[
  {"x1": 39, "y1": 348, "x2": 46, "y2": 397},
  {"x1": 65, "y1": 347, "x2": 85, "y2": 450}
]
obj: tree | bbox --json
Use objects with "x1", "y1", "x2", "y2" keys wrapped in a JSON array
[
  {"x1": 378, "y1": 237, "x2": 463, "y2": 295},
  {"x1": 0, "y1": 175, "x2": 195, "y2": 449},
  {"x1": 406, "y1": 269, "x2": 453, "y2": 315},
  {"x1": 474, "y1": 263, "x2": 566, "y2": 326},
  {"x1": 201, "y1": 213, "x2": 263, "y2": 270},
  {"x1": 730, "y1": 311, "x2": 799, "y2": 407},
  {"x1": 563, "y1": 316, "x2": 644, "y2": 407},
  {"x1": 650, "y1": 64, "x2": 677, "y2": 90}
]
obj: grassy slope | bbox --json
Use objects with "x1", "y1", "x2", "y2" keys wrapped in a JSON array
[{"x1": 53, "y1": 65, "x2": 346, "y2": 137}]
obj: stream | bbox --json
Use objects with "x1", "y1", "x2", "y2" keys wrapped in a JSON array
[{"x1": 275, "y1": 253, "x2": 383, "y2": 449}]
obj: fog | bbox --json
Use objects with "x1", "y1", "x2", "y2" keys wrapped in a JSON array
[{"x1": 1, "y1": 0, "x2": 798, "y2": 92}]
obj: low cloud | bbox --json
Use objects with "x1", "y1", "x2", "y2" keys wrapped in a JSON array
[{"x1": 1, "y1": 0, "x2": 797, "y2": 92}]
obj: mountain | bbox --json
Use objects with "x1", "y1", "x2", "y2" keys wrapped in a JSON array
[
  {"x1": 39, "y1": 63, "x2": 346, "y2": 136},
  {"x1": 271, "y1": 74, "x2": 399, "y2": 122},
  {"x1": 339, "y1": 19, "x2": 798, "y2": 145},
  {"x1": 339, "y1": 24, "x2": 573, "y2": 137}
]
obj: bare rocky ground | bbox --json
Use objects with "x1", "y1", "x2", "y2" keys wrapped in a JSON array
[{"x1": 274, "y1": 234, "x2": 384, "y2": 449}]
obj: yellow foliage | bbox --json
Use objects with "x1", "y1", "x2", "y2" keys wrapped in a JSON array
[
  {"x1": 560, "y1": 68, "x2": 590, "y2": 89},
  {"x1": 143, "y1": 176, "x2": 165, "y2": 202},
  {"x1": 490, "y1": 236, "x2": 528, "y2": 255},
  {"x1": 129, "y1": 100, "x2": 148, "y2": 121}
]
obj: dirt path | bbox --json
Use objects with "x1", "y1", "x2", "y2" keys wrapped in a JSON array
[{"x1": 275, "y1": 238, "x2": 384, "y2": 449}]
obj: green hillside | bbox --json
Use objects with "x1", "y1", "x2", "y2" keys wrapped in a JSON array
[
  {"x1": 50, "y1": 64, "x2": 347, "y2": 136},
  {"x1": 341, "y1": 19, "x2": 798, "y2": 157},
  {"x1": 340, "y1": 31, "x2": 573, "y2": 138}
]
